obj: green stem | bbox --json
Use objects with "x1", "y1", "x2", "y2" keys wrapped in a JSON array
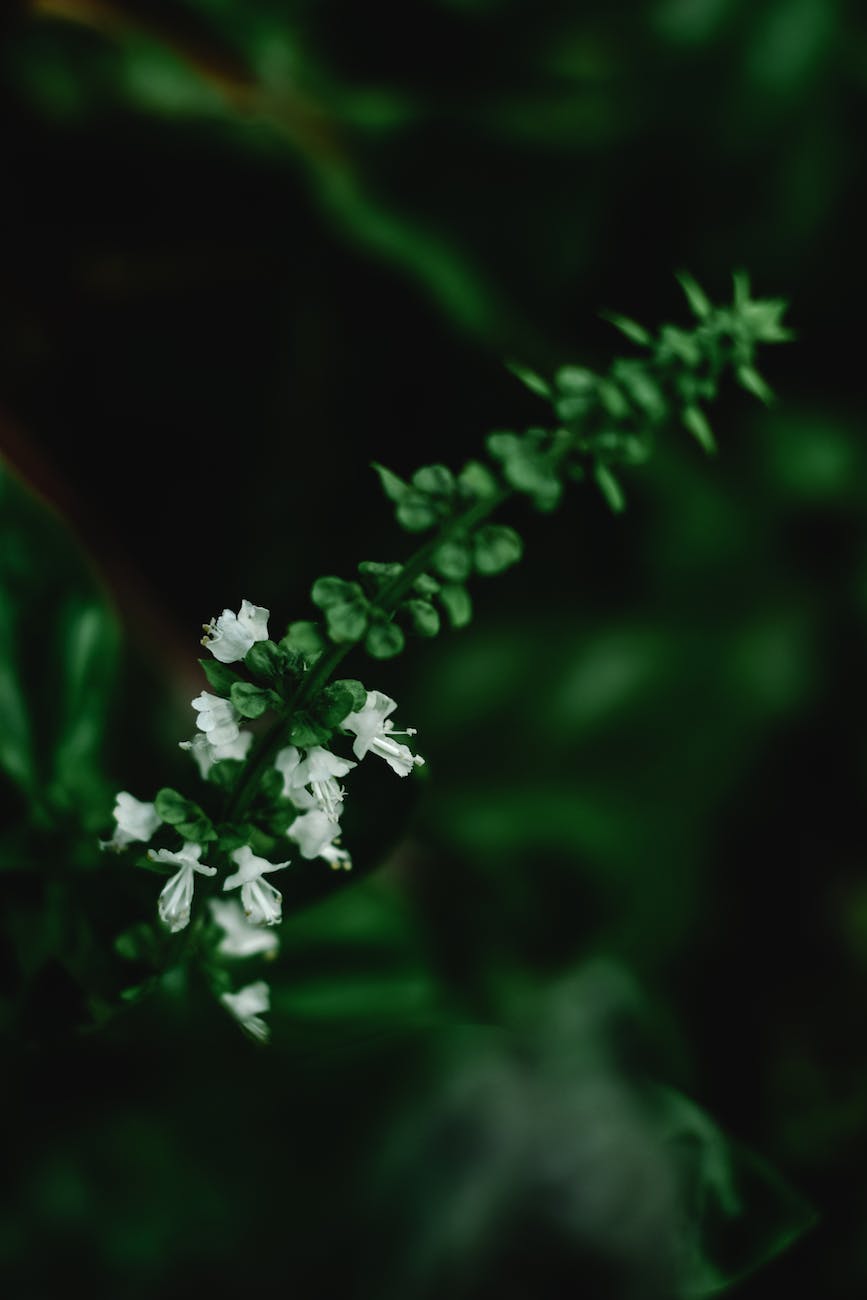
[{"x1": 222, "y1": 484, "x2": 511, "y2": 823}]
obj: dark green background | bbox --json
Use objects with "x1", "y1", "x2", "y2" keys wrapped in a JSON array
[{"x1": 1, "y1": 2, "x2": 866, "y2": 1296}]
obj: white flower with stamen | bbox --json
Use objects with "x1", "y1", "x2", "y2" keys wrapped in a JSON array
[
  {"x1": 287, "y1": 808, "x2": 347, "y2": 863},
  {"x1": 151, "y1": 842, "x2": 217, "y2": 933},
  {"x1": 202, "y1": 600, "x2": 269, "y2": 664},
  {"x1": 191, "y1": 692, "x2": 240, "y2": 748},
  {"x1": 342, "y1": 690, "x2": 424, "y2": 776},
  {"x1": 180, "y1": 729, "x2": 253, "y2": 779},
  {"x1": 209, "y1": 899, "x2": 280, "y2": 959},
  {"x1": 100, "y1": 791, "x2": 162, "y2": 851},
  {"x1": 276, "y1": 744, "x2": 355, "y2": 816},
  {"x1": 221, "y1": 980, "x2": 271, "y2": 1043},
  {"x1": 223, "y1": 845, "x2": 289, "y2": 927},
  {"x1": 319, "y1": 843, "x2": 353, "y2": 872}
]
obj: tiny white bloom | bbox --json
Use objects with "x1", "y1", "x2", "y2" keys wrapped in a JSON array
[
  {"x1": 191, "y1": 692, "x2": 240, "y2": 748},
  {"x1": 319, "y1": 843, "x2": 353, "y2": 872},
  {"x1": 152, "y1": 842, "x2": 217, "y2": 933},
  {"x1": 100, "y1": 791, "x2": 162, "y2": 851},
  {"x1": 276, "y1": 744, "x2": 356, "y2": 816},
  {"x1": 287, "y1": 808, "x2": 343, "y2": 861},
  {"x1": 209, "y1": 899, "x2": 280, "y2": 958},
  {"x1": 342, "y1": 690, "x2": 424, "y2": 776},
  {"x1": 180, "y1": 729, "x2": 253, "y2": 779},
  {"x1": 223, "y1": 845, "x2": 289, "y2": 926},
  {"x1": 202, "y1": 600, "x2": 270, "y2": 664},
  {"x1": 221, "y1": 980, "x2": 271, "y2": 1043}
]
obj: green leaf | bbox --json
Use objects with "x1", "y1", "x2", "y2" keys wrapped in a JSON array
[
  {"x1": 412, "y1": 464, "x2": 454, "y2": 496},
  {"x1": 281, "y1": 620, "x2": 325, "y2": 659},
  {"x1": 677, "y1": 270, "x2": 712, "y2": 319},
  {"x1": 683, "y1": 405, "x2": 717, "y2": 455},
  {"x1": 114, "y1": 922, "x2": 161, "y2": 961},
  {"x1": 396, "y1": 491, "x2": 439, "y2": 532},
  {"x1": 505, "y1": 360, "x2": 551, "y2": 398},
  {"x1": 315, "y1": 679, "x2": 366, "y2": 726},
  {"x1": 434, "y1": 539, "x2": 473, "y2": 582},
  {"x1": 412, "y1": 572, "x2": 440, "y2": 596},
  {"x1": 289, "y1": 713, "x2": 332, "y2": 748},
  {"x1": 198, "y1": 657, "x2": 241, "y2": 696},
  {"x1": 358, "y1": 560, "x2": 403, "y2": 588},
  {"x1": 406, "y1": 599, "x2": 441, "y2": 637},
  {"x1": 594, "y1": 462, "x2": 626, "y2": 514},
  {"x1": 244, "y1": 639, "x2": 284, "y2": 682},
  {"x1": 311, "y1": 576, "x2": 362, "y2": 609},
  {"x1": 205, "y1": 758, "x2": 244, "y2": 790},
  {"x1": 229, "y1": 681, "x2": 276, "y2": 719},
  {"x1": 371, "y1": 461, "x2": 408, "y2": 502},
  {"x1": 458, "y1": 459, "x2": 500, "y2": 500},
  {"x1": 365, "y1": 621, "x2": 405, "y2": 659},
  {"x1": 737, "y1": 365, "x2": 775, "y2": 405},
  {"x1": 325, "y1": 598, "x2": 370, "y2": 644},
  {"x1": 555, "y1": 365, "x2": 596, "y2": 395},
  {"x1": 600, "y1": 311, "x2": 652, "y2": 346},
  {"x1": 438, "y1": 584, "x2": 472, "y2": 628},
  {"x1": 153, "y1": 788, "x2": 217, "y2": 843},
  {"x1": 473, "y1": 524, "x2": 524, "y2": 575}
]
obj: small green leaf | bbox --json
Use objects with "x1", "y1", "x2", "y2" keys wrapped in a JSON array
[
  {"x1": 289, "y1": 713, "x2": 332, "y2": 748},
  {"x1": 459, "y1": 459, "x2": 500, "y2": 500},
  {"x1": 315, "y1": 679, "x2": 366, "y2": 727},
  {"x1": 677, "y1": 270, "x2": 712, "y2": 319},
  {"x1": 473, "y1": 524, "x2": 524, "y2": 575},
  {"x1": 406, "y1": 599, "x2": 441, "y2": 637},
  {"x1": 325, "y1": 598, "x2": 369, "y2": 644},
  {"x1": 244, "y1": 640, "x2": 284, "y2": 682},
  {"x1": 412, "y1": 572, "x2": 440, "y2": 596},
  {"x1": 281, "y1": 621, "x2": 325, "y2": 659},
  {"x1": 683, "y1": 405, "x2": 716, "y2": 455},
  {"x1": 439, "y1": 584, "x2": 472, "y2": 628},
  {"x1": 434, "y1": 539, "x2": 473, "y2": 582},
  {"x1": 311, "y1": 576, "x2": 362, "y2": 609},
  {"x1": 555, "y1": 365, "x2": 595, "y2": 395},
  {"x1": 154, "y1": 788, "x2": 217, "y2": 843},
  {"x1": 154, "y1": 788, "x2": 189, "y2": 825},
  {"x1": 594, "y1": 462, "x2": 626, "y2": 513},
  {"x1": 206, "y1": 759, "x2": 244, "y2": 790},
  {"x1": 505, "y1": 360, "x2": 551, "y2": 399},
  {"x1": 412, "y1": 464, "x2": 454, "y2": 496},
  {"x1": 600, "y1": 311, "x2": 652, "y2": 347},
  {"x1": 358, "y1": 560, "x2": 403, "y2": 588},
  {"x1": 396, "y1": 491, "x2": 439, "y2": 532},
  {"x1": 229, "y1": 681, "x2": 275, "y2": 719},
  {"x1": 737, "y1": 365, "x2": 775, "y2": 405},
  {"x1": 198, "y1": 657, "x2": 240, "y2": 696},
  {"x1": 365, "y1": 621, "x2": 405, "y2": 659},
  {"x1": 371, "y1": 462, "x2": 408, "y2": 502}
]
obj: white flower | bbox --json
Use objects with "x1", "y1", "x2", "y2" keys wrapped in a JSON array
[
  {"x1": 100, "y1": 791, "x2": 162, "y2": 851},
  {"x1": 223, "y1": 845, "x2": 289, "y2": 926},
  {"x1": 202, "y1": 600, "x2": 270, "y2": 664},
  {"x1": 275, "y1": 744, "x2": 355, "y2": 816},
  {"x1": 319, "y1": 843, "x2": 353, "y2": 872},
  {"x1": 209, "y1": 899, "x2": 280, "y2": 958},
  {"x1": 287, "y1": 808, "x2": 345, "y2": 861},
  {"x1": 191, "y1": 692, "x2": 240, "y2": 747},
  {"x1": 152, "y1": 842, "x2": 217, "y2": 933},
  {"x1": 221, "y1": 980, "x2": 271, "y2": 1043},
  {"x1": 341, "y1": 690, "x2": 424, "y2": 776},
  {"x1": 180, "y1": 729, "x2": 253, "y2": 779}
]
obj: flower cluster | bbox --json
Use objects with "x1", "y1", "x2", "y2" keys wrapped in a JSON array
[
  {"x1": 101, "y1": 278, "x2": 789, "y2": 1044},
  {"x1": 103, "y1": 601, "x2": 424, "y2": 1042}
]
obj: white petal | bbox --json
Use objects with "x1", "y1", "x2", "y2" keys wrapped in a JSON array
[{"x1": 287, "y1": 809, "x2": 341, "y2": 860}]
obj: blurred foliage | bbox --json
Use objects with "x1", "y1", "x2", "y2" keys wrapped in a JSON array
[{"x1": 2, "y1": 0, "x2": 867, "y2": 1297}]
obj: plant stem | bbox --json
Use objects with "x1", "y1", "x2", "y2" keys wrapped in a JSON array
[{"x1": 222, "y1": 484, "x2": 511, "y2": 823}]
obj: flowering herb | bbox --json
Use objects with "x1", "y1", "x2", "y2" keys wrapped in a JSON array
[{"x1": 101, "y1": 274, "x2": 791, "y2": 1043}]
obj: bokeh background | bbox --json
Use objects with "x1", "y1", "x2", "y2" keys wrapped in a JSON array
[{"x1": 2, "y1": 1, "x2": 867, "y2": 1296}]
